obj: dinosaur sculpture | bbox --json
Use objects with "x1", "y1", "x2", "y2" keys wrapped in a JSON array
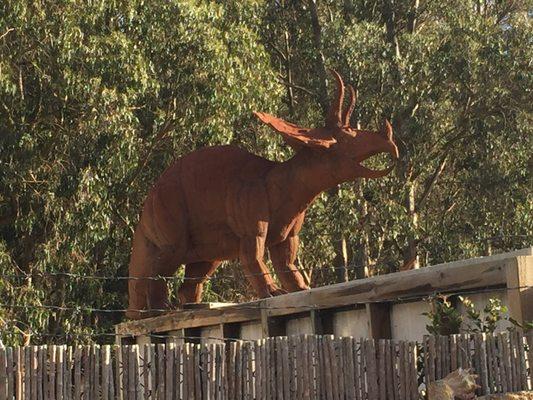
[{"x1": 126, "y1": 71, "x2": 399, "y2": 319}]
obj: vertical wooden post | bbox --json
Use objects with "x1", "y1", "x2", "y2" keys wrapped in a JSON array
[
  {"x1": 310, "y1": 309, "x2": 334, "y2": 335},
  {"x1": 113, "y1": 344, "x2": 122, "y2": 400},
  {"x1": 310, "y1": 309, "x2": 321, "y2": 334},
  {"x1": 15, "y1": 347, "x2": 22, "y2": 400},
  {"x1": 260, "y1": 307, "x2": 269, "y2": 338},
  {"x1": 0, "y1": 346, "x2": 6, "y2": 400},
  {"x1": 101, "y1": 346, "x2": 110, "y2": 400},
  {"x1": 260, "y1": 308, "x2": 286, "y2": 338},
  {"x1": 114, "y1": 329, "x2": 124, "y2": 400},
  {"x1": 6, "y1": 348, "x2": 13, "y2": 400},
  {"x1": 114, "y1": 327, "x2": 123, "y2": 347},
  {"x1": 506, "y1": 256, "x2": 533, "y2": 325},
  {"x1": 47, "y1": 346, "x2": 55, "y2": 400},
  {"x1": 366, "y1": 303, "x2": 392, "y2": 339},
  {"x1": 31, "y1": 346, "x2": 37, "y2": 400}
]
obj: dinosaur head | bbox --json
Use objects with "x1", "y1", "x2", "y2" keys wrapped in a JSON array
[{"x1": 255, "y1": 70, "x2": 399, "y2": 180}]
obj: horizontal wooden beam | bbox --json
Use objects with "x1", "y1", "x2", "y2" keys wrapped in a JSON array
[
  {"x1": 263, "y1": 254, "x2": 515, "y2": 317},
  {"x1": 116, "y1": 304, "x2": 261, "y2": 336}
]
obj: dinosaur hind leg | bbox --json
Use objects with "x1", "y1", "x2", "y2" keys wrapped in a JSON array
[
  {"x1": 269, "y1": 235, "x2": 308, "y2": 292},
  {"x1": 126, "y1": 226, "x2": 177, "y2": 319},
  {"x1": 177, "y1": 261, "x2": 222, "y2": 304}
]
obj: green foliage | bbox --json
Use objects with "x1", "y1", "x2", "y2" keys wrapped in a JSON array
[
  {"x1": 461, "y1": 297, "x2": 508, "y2": 333},
  {"x1": 424, "y1": 295, "x2": 522, "y2": 335},
  {"x1": 0, "y1": 0, "x2": 281, "y2": 345},
  {"x1": 423, "y1": 295, "x2": 463, "y2": 336},
  {"x1": 0, "y1": 0, "x2": 531, "y2": 344},
  {"x1": 260, "y1": 0, "x2": 532, "y2": 278}
]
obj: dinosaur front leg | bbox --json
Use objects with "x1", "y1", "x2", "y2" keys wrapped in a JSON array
[
  {"x1": 239, "y1": 236, "x2": 287, "y2": 297},
  {"x1": 177, "y1": 261, "x2": 221, "y2": 304},
  {"x1": 269, "y1": 235, "x2": 309, "y2": 292}
]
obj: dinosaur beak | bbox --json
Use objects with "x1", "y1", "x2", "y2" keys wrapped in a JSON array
[
  {"x1": 354, "y1": 164, "x2": 396, "y2": 179},
  {"x1": 389, "y1": 141, "x2": 399, "y2": 160},
  {"x1": 355, "y1": 141, "x2": 399, "y2": 179}
]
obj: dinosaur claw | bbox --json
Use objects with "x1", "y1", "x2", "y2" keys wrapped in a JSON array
[
  {"x1": 269, "y1": 287, "x2": 288, "y2": 296},
  {"x1": 261, "y1": 285, "x2": 287, "y2": 297}
]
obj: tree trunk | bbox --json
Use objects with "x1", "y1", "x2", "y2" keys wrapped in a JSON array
[
  {"x1": 382, "y1": 0, "x2": 401, "y2": 60},
  {"x1": 284, "y1": 30, "x2": 294, "y2": 114},
  {"x1": 403, "y1": 181, "x2": 420, "y2": 270},
  {"x1": 407, "y1": 0, "x2": 420, "y2": 34},
  {"x1": 381, "y1": 1, "x2": 421, "y2": 271},
  {"x1": 354, "y1": 181, "x2": 372, "y2": 278},
  {"x1": 334, "y1": 235, "x2": 349, "y2": 282},
  {"x1": 308, "y1": 0, "x2": 350, "y2": 283},
  {"x1": 308, "y1": 0, "x2": 329, "y2": 114}
]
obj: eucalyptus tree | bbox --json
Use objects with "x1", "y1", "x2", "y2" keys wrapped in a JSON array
[
  {"x1": 0, "y1": 0, "x2": 281, "y2": 344},
  {"x1": 0, "y1": 0, "x2": 530, "y2": 344},
  {"x1": 260, "y1": 0, "x2": 531, "y2": 280}
]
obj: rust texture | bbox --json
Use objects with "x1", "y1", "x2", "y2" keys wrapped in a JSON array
[{"x1": 127, "y1": 71, "x2": 399, "y2": 319}]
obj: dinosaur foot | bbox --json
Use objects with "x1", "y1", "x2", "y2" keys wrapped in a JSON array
[{"x1": 265, "y1": 284, "x2": 288, "y2": 297}]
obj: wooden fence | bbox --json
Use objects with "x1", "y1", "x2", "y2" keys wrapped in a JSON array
[{"x1": 0, "y1": 332, "x2": 530, "y2": 399}]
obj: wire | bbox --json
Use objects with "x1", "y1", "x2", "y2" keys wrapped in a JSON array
[
  {"x1": 0, "y1": 284, "x2": 530, "y2": 314},
  {"x1": 2, "y1": 245, "x2": 529, "y2": 282},
  {"x1": 0, "y1": 262, "x2": 370, "y2": 282}
]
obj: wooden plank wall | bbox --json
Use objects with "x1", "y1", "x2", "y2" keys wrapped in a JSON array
[{"x1": 0, "y1": 332, "x2": 530, "y2": 399}]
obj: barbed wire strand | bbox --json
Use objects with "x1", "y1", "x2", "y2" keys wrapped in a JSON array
[
  {"x1": 2, "y1": 250, "x2": 528, "y2": 282},
  {"x1": 0, "y1": 284, "x2": 530, "y2": 314},
  {"x1": 0, "y1": 261, "x2": 380, "y2": 282}
]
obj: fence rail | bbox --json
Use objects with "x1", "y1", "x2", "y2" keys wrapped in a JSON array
[{"x1": 0, "y1": 332, "x2": 530, "y2": 399}]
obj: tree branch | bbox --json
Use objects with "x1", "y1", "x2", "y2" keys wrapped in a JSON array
[
  {"x1": 407, "y1": 0, "x2": 420, "y2": 34},
  {"x1": 382, "y1": 0, "x2": 401, "y2": 60},
  {"x1": 127, "y1": 118, "x2": 175, "y2": 188},
  {"x1": 307, "y1": 0, "x2": 330, "y2": 114},
  {"x1": 0, "y1": 28, "x2": 14, "y2": 41},
  {"x1": 415, "y1": 155, "x2": 448, "y2": 213},
  {"x1": 266, "y1": 41, "x2": 287, "y2": 62},
  {"x1": 276, "y1": 77, "x2": 317, "y2": 97}
]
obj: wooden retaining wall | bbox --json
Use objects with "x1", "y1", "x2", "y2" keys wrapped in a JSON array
[
  {"x1": 0, "y1": 332, "x2": 531, "y2": 399},
  {"x1": 116, "y1": 249, "x2": 533, "y2": 344}
]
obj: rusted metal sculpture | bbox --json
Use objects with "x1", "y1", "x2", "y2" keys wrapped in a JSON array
[{"x1": 126, "y1": 71, "x2": 399, "y2": 319}]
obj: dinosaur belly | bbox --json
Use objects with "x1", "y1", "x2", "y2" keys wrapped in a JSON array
[
  {"x1": 152, "y1": 145, "x2": 275, "y2": 263},
  {"x1": 184, "y1": 224, "x2": 241, "y2": 263}
]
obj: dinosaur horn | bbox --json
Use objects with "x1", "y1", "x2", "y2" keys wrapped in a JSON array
[
  {"x1": 342, "y1": 85, "x2": 357, "y2": 126},
  {"x1": 326, "y1": 69, "x2": 344, "y2": 128}
]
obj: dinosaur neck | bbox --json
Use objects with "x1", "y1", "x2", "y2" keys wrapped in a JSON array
[{"x1": 269, "y1": 148, "x2": 341, "y2": 213}]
